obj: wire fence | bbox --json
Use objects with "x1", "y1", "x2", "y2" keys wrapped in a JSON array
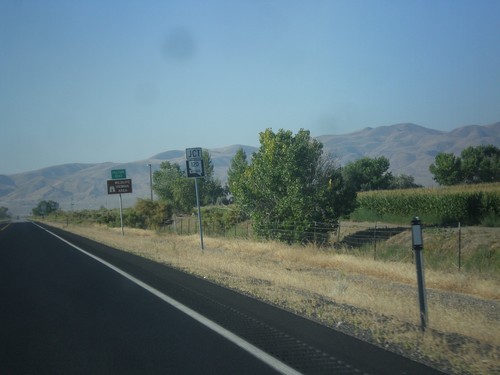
[
  {"x1": 42, "y1": 211, "x2": 491, "y2": 272},
  {"x1": 163, "y1": 217, "x2": 405, "y2": 246},
  {"x1": 162, "y1": 218, "x2": 474, "y2": 269}
]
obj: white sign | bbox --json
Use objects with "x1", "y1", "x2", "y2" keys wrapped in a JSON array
[
  {"x1": 186, "y1": 147, "x2": 202, "y2": 160},
  {"x1": 186, "y1": 160, "x2": 205, "y2": 178}
]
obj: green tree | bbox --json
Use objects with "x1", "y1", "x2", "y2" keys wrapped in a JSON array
[
  {"x1": 429, "y1": 152, "x2": 463, "y2": 185},
  {"x1": 429, "y1": 145, "x2": 500, "y2": 186},
  {"x1": 235, "y1": 128, "x2": 356, "y2": 242},
  {"x1": 132, "y1": 199, "x2": 173, "y2": 229},
  {"x1": 342, "y1": 156, "x2": 393, "y2": 192},
  {"x1": 152, "y1": 151, "x2": 224, "y2": 213},
  {"x1": 152, "y1": 161, "x2": 184, "y2": 202},
  {"x1": 199, "y1": 150, "x2": 225, "y2": 205},
  {"x1": 32, "y1": 200, "x2": 59, "y2": 216},
  {"x1": 153, "y1": 161, "x2": 195, "y2": 213},
  {"x1": 460, "y1": 145, "x2": 500, "y2": 183},
  {"x1": 388, "y1": 174, "x2": 422, "y2": 189},
  {"x1": 0, "y1": 206, "x2": 10, "y2": 219},
  {"x1": 227, "y1": 148, "x2": 249, "y2": 200}
]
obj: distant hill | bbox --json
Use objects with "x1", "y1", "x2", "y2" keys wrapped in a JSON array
[
  {"x1": 317, "y1": 122, "x2": 500, "y2": 186},
  {"x1": 1, "y1": 122, "x2": 499, "y2": 216}
]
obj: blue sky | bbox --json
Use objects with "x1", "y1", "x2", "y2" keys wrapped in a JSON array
[{"x1": 1, "y1": 0, "x2": 499, "y2": 174}]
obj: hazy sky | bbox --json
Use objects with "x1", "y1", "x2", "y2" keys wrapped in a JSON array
[{"x1": 1, "y1": 0, "x2": 499, "y2": 174}]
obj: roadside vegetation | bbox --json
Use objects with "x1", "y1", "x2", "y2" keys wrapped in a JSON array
[
  {"x1": 32, "y1": 131, "x2": 499, "y2": 374},
  {"x1": 41, "y1": 218, "x2": 499, "y2": 375},
  {"x1": 356, "y1": 182, "x2": 500, "y2": 226},
  {"x1": 0, "y1": 206, "x2": 11, "y2": 221}
]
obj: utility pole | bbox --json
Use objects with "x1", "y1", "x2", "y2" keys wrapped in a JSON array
[{"x1": 148, "y1": 163, "x2": 153, "y2": 200}]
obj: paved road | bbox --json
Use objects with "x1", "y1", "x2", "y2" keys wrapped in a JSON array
[{"x1": 0, "y1": 222, "x2": 446, "y2": 374}]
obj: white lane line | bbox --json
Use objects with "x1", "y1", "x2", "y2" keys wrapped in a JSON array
[{"x1": 32, "y1": 223, "x2": 302, "y2": 375}]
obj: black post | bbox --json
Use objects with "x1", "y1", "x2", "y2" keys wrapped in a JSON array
[{"x1": 411, "y1": 217, "x2": 428, "y2": 331}]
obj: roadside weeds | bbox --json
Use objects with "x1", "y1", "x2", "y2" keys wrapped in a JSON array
[{"x1": 45, "y1": 222, "x2": 499, "y2": 375}]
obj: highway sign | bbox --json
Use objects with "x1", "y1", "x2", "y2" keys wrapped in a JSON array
[
  {"x1": 186, "y1": 147, "x2": 202, "y2": 161},
  {"x1": 107, "y1": 179, "x2": 133, "y2": 194},
  {"x1": 111, "y1": 169, "x2": 126, "y2": 179},
  {"x1": 186, "y1": 160, "x2": 205, "y2": 178}
]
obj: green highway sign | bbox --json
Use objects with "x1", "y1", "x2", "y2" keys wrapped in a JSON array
[{"x1": 111, "y1": 169, "x2": 126, "y2": 179}]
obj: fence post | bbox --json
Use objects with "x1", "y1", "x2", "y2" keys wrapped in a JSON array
[{"x1": 373, "y1": 223, "x2": 377, "y2": 260}]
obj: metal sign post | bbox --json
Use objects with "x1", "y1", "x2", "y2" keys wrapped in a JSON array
[
  {"x1": 107, "y1": 170, "x2": 132, "y2": 236},
  {"x1": 411, "y1": 217, "x2": 428, "y2": 331},
  {"x1": 186, "y1": 148, "x2": 205, "y2": 251},
  {"x1": 194, "y1": 177, "x2": 204, "y2": 251},
  {"x1": 119, "y1": 194, "x2": 124, "y2": 236}
]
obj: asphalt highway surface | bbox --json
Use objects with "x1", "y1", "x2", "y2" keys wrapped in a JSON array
[{"x1": 0, "y1": 222, "x2": 446, "y2": 374}]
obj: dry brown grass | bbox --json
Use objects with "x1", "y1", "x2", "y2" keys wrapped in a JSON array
[{"x1": 47, "y1": 222, "x2": 499, "y2": 375}]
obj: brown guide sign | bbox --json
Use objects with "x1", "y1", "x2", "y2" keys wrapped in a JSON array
[{"x1": 107, "y1": 179, "x2": 132, "y2": 194}]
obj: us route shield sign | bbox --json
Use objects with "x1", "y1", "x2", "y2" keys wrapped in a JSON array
[{"x1": 186, "y1": 160, "x2": 205, "y2": 178}]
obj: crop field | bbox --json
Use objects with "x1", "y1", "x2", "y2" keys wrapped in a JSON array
[
  {"x1": 43, "y1": 218, "x2": 499, "y2": 375},
  {"x1": 356, "y1": 182, "x2": 500, "y2": 226}
]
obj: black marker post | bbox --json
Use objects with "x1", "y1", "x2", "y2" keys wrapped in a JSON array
[{"x1": 411, "y1": 217, "x2": 428, "y2": 331}]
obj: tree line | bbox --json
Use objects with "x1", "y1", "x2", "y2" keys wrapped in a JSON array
[
  {"x1": 32, "y1": 200, "x2": 59, "y2": 217},
  {"x1": 31, "y1": 128, "x2": 499, "y2": 242},
  {"x1": 150, "y1": 128, "x2": 499, "y2": 242},
  {"x1": 429, "y1": 145, "x2": 500, "y2": 185},
  {"x1": 0, "y1": 206, "x2": 10, "y2": 220}
]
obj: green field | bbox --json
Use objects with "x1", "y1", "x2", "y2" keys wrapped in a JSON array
[{"x1": 354, "y1": 182, "x2": 500, "y2": 226}]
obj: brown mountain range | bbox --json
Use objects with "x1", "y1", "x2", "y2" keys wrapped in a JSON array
[{"x1": 1, "y1": 122, "x2": 498, "y2": 216}]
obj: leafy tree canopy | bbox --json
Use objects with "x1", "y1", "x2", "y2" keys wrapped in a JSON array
[
  {"x1": 231, "y1": 128, "x2": 356, "y2": 242},
  {"x1": 152, "y1": 151, "x2": 224, "y2": 213},
  {"x1": 130, "y1": 199, "x2": 173, "y2": 229},
  {"x1": 32, "y1": 200, "x2": 59, "y2": 216},
  {"x1": 342, "y1": 156, "x2": 393, "y2": 191},
  {"x1": 226, "y1": 148, "x2": 249, "y2": 203},
  {"x1": 0, "y1": 206, "x2": 10, "y2": 219},
  {"x1": 387, "y1": 174, "x2": 422, "y2": 190},
  {"x1": 199, "y1": 150, "x2": 225, "y2": 206},
  {"x1": 460, "y1": 145, "x2": 500, "y2": 184},
  {"x1": 430, "y1": 145, "x2": 500, "y2": 185}
]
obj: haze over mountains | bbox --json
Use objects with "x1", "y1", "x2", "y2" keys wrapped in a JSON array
[{"x1": 1, "y1": 122, "x2": 499, "y2": 216}]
